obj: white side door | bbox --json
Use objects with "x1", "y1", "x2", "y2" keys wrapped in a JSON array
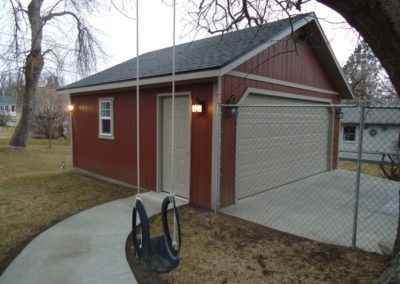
[{"x1": 161, "y1": 96, "x2": 191, "y2": 199}]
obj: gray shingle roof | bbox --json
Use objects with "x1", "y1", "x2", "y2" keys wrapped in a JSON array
[
  {"x1": 61, "y1": 14, "x2": 313, "y2": 90},
  {"x1": 0, "y1": 96, "x2": 16, "y2": 105},
  {"x1": 342, "y1": 106, "x2": 400, "y2": 125}
]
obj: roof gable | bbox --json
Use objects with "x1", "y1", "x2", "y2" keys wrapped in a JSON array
[
  {"x1": 59, "y1": 13, "x2": 352, "y2": 99},
  {"x1": 61, "y1": 14, "x2": 312, "y2": 90}
]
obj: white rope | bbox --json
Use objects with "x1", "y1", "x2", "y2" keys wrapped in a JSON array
[
  {"x1": 170, "y1": 0, "x2": 178, "y2": 247},
  {"x1": 136, "y1": 0, "x2": 140, "y2": 196},
  {"x1": 170, "y1": 0, "x2": 176, "y2": 193}
]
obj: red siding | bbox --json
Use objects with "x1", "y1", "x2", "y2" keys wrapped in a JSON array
[
  {"x1": 71, "y1": 81, "x2": 214, "y2": 209},
  {"x1": 236, "y1": 31, "x2": 336, "y2": 91},
  {"x1": 220, "y1": 33, "x2": 341, "y2": 206}
]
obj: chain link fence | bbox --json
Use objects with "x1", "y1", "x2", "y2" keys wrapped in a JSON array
[{"x1": 220, "y1": 101, "x2": 400, "y2": 283}]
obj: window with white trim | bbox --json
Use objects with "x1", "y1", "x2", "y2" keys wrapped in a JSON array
[
  {"x1": 99, "y1": 98, "x2": 114, "y2": 138},
  {"x1": 343, "y1": 125, "x2": 356, "y2": 142}
]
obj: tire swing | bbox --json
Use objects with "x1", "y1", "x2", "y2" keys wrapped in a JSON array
[
  {"x1": 130, "y1": 0, "x2": 181, "y2": 274},
  {"x1": 132, "y1": 196, "x2": 181, "y2": 273}
]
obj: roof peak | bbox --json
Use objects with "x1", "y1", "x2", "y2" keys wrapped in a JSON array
[{"x1": 60, "y1": 13, "x2": 316, "y2": 91}]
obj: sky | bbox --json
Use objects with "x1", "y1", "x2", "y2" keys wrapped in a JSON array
[
  {"x1": 0, "y1": 1, "x2": 360, "y2": 84},
  {"x1": 80, "y1": 0, "x2": 359, "y2": 84}
]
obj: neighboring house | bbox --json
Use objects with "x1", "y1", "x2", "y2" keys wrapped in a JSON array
[
  {"x1": 339, "y1": 107, "x2": 400, "y2": 162},
  {"x1": 58, "y1": 13, "x2": 352, "y2": 209},
  {"x1": 0, "y1": 96, "x2": 17, "y2": 126}
]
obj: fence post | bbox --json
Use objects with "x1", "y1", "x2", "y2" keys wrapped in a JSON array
[{"x1": 352, "y1": 103, "x2": 365, "y2": 248}]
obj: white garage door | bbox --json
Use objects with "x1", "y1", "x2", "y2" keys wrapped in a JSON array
[{"x1": 236, "y1": 94, "x2": 331, "y2": 200}]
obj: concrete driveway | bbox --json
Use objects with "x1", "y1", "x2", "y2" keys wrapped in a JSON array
[
  {"x1": 0, "y1": 192, "x2": 187, "y2": 284},
  {"x1": 222, "y1": 170, "x2": 399, "y2": 253}
]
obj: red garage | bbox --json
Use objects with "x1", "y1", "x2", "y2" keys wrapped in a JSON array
[{"x1": 58, "y1": 13, "x2": 352, "y2": 210}]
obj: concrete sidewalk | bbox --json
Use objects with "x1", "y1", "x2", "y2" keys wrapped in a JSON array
[
  {"x1": 0, "y1": 192, "x2": 187, "y2": 284},
  {"x1": 222, "y1": 170, "x2": 399, "y2": 253}
]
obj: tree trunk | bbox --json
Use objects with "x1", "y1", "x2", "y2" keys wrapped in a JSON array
[
  {"x1": 317, "y1": 0, "x2": 400, "y2": 96},
  {"x1": 9, "y1": 0, "x2": 44, "y2": 148}
]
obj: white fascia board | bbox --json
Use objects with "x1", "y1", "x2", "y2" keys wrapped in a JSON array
[
  {"x1": 238, "y1": 87, "x2": 333, "y2": 104},
  {"x1": 57, "y1": 69, "x2": 220, "y2": 96},
  {"x1": 228, "y1": 71, "x2": 339, "y2": 96},
  {"x1": 312, "y1": 19, "x2": 354, "y2": 99}
]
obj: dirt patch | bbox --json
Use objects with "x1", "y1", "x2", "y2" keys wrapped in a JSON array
[
  {"x1": 133, "y1": 206, "x2": 389, "y2": 284},
  {"x1": 338, "y1": 160, "x2": 384, "y2": 177}
]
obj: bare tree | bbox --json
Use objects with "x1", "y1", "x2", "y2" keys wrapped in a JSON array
[
  {"x1": 190, "y1": 0, "x2": 400, "y2": 97},
  {"x1": 343, "y1": 39, "x2": 397, "y2": 103},
  {"x1": 32, "y1": 99, "x2": 66, "y2": 149},
  {"x1": 3, "y1": 0, "x2": 102, "y2": 148},
  {"x1": 31, "y1": 74, "x2": 68, "y2": 148}
]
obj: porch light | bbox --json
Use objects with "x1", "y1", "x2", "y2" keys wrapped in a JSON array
[
  {"x1": 67, "y1": 104, "x2": 74, "y2": 112},
  {"x1": 192, "y1": 103, "x2": 203, "y2": 113}
]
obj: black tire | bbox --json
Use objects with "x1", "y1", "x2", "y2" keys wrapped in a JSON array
[
  {"x1": 132, "y1": 199, "x2": 151, "y2": 258},
  {"x1": 161, "y1": 196, "x2": 181, "y2": 256}
]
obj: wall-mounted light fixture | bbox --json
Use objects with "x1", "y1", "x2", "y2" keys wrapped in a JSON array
[
  {"x1": 67, "y1": 104, "x2": 74, "y2": 112},
  {"x1": 192, "y1": 101, "x2": 204, "y2": 113},
  {"x1": 225, "y1": 95, "x2": 238, "y2": 116}
]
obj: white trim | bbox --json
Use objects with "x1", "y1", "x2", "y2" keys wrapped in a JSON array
[
  {"x1": 228, "y1": 71, "x2": 339, "y2": 96},
  {"x1": 156, "y1": 92, "x2": 192, "y2": 199},
  {"x1": 211, "y1": 77, "x2": 222, "y2": 211},
  {"x1": 57, "y1": 70, "x2": 219, "y2": 96},
  {"x1": 312, "y1": 19, "x2": 354, "y2": 99},
  {"x1": 238, "y1": 87, "x2": 333, "y2": 104},
  {"x1": 220, "y1": 15, "x2": 314, "y2": 75},
  {"x1": 98, "y1": 97, "x2": 115, "y2": 139}
]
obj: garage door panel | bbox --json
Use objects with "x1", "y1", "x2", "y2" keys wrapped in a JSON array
[
  {"x1": 238, "y1": 157, "x2": 327, "y2": 180},
  {"x1": 238, "y1": 140, "x2": 328, "y2": 160},
  {"x1": 236, "y1": 94, "x2": 330, "y2": 199},
  {"x1": 238, "y1": 168, "x2": 323, "y2": 194}
]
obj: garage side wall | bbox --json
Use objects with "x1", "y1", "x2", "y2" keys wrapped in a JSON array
[
  {"x1": 71, "y1": 82, "x2": 214, "y2": 209},
  {"x1": 219, "y1": 35, "x2": 341, "y2": 207}
]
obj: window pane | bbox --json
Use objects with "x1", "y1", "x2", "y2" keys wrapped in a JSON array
[
  {"x1": 101, "y1": 101, "x2": 111, "y2": 118},
  {"x1": 101, "y1": 119, "x2": 111, "y2": 134},
  {"x1": 344, "y1": 126, "x2": 356, "y2": 141}
]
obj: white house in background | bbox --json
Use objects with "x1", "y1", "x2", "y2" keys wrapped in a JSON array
[
  {"x1": 339, "y1": 106, "x2": 400, "y2": 162},
  {"x1": 0, "y1": 96, "x2": 17, "y2": 126}
]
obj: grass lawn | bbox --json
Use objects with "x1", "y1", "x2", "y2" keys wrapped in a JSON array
[
  {"x1": 0, "y1": 127, "x2": 135, "y2": 275},
  {"x1": 130, "y1": 207, "x2": 388, "y2": 283},
  {"x1": 0, "y1": 127, "x2": 389, "y2": 283}
]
